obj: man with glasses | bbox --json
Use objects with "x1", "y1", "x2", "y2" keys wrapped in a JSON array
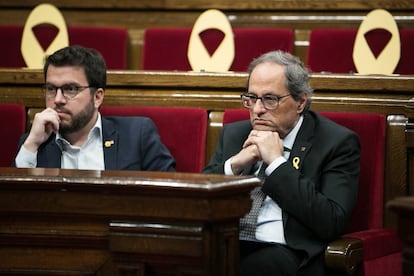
[
  {"x1": 203, "y1": 50, "x2": 360, "y2": 275},
  {"x1": 15, "y1": 45, "x2": 175, "y2": 171}
]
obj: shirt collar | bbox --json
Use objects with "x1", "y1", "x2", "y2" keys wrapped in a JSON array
[
  {"x1": 283, "y1": 115, "x2": 303, "y2": 150},
  {"x1": 55, "y1": 113, "x2": 103, "y2": 150}
]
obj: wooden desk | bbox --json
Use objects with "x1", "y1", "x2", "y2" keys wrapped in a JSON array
[
  {"x1": 0, "y1": 167, "x2": 259, "y2": 275},
  {"x1": 388, "y1": 197, "x2": 414, "y2": 276}
]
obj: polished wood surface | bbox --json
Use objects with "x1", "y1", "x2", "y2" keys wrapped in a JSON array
[
  {"x1": 1, "y1": 1, "x2": 414, "y2": 68},
  {"x1": 3, "y1": 0, "x2": 414, "y2": 9},
  {"x1": 388, "y1": 197, "x2": 414, "y2": 276},
  {"x1": 0, "y1": 167, "x2": 259, "y2": 275},
  {"x1": 406, "y1": 126, "x2": 414, "y2": 196},
  {"x1": 0, "y1": 69, "x2": 413, "y2": 112},
  {"x1": 0, "y1": 69, "x2": 413, "y2": 229}
]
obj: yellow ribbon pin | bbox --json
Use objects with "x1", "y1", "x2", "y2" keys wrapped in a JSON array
[
  {"x1": 292, "y1": 157, "x2": 300, "y2": 170},
  {"x1": 104, "y1": 140, "x2": 114, "y2": 148}
]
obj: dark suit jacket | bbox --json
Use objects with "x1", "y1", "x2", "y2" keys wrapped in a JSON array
[
  {"x1": 16, "y1": 116, "x2": 175, "y2": 171},
  {"x1": 203, "y1": 110, "x2": 360, "y2": 275}
]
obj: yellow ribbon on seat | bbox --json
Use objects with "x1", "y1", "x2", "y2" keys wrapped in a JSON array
[
  {"x1": 353, "y1": 9, "x2": 400, "y2": 75},
  {"x1": 187, "y1": 9, "x2": 235, "y2": 72},
  {"x1": 21, "y1": 3, "x2": 69, "y2": 68}
]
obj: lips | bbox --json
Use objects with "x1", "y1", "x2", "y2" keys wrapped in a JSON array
[
  {"x1": 55, "y1": 109, "x2": 69, "y2": 119},
  {"x1": 253, "y1": 118, "x2": 268, "y2": 125}
]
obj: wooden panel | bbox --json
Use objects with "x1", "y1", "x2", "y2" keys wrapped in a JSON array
[
  {"x1": 0, "y1": 167, "x2": 259, "y2": 275},
  {"x1": 406, "y1": 125, "x2": 414, "y2": 196},
  {"x1": 2, "y1": 0, "x2": 414, "y2": 10}
]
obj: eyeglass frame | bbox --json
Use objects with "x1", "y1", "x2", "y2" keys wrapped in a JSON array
[
  {"x1": 240, "y1": 93, "x2": 291, "y2": 110},
  {"x1": 42, "y1": 84, "x2": 93, "y2": 100}
]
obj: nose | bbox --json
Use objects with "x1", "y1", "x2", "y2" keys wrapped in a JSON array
[
  {"x1": 253, "y1": 98, "x2": 266, "y2": 113},
  {"x1": 54, "y1": 88, "x2": 66, "y2": 102}
]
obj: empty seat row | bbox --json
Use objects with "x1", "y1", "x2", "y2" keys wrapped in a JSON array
[
  {"x1": 142, "y1": 26, "x2": 414, "y2": 74},
  {"x1": 142, "y1": 27, "x2": 294, "y2": 72},
  {"x1": 1, "y1": 24, "x2": 413, "y2": 74}
]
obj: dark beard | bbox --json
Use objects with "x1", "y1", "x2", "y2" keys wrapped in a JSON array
[{"x1": 58, "y1": 98, "x2": 95, "y2": 136}]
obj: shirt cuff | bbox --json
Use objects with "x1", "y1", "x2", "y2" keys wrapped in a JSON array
[
  {"x1": 224, "y1": 158, "x2": 236, "y2": 176},
  {"x1": 265, "y1": 157, "x2": 287, "y2": 176},
  {"x1": 15, "y1": 146, "x2": 37, "y2": 168}
]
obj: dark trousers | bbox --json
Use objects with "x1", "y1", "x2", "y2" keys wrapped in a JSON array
[{"x1": 239, "y1": 240, "x2": 304, "y2": 276}]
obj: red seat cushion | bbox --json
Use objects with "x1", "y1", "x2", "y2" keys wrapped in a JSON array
[
  {"x1": 142, "y1": 28, "x2": 294, "y2": 72},
  {"x1": 100, "y1": 106, "x2": 207, "y2": 173}
]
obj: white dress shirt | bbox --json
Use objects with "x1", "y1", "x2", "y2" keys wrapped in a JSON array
[
  {"x1": 225, "y1": 115, "x2": 303, "y2": 243},
  {"x1": 15, "y1": 114, "x2": 105, "y2": 170}
]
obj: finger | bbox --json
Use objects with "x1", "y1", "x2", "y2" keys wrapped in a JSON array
[
  {"x1": 248, "y1": 130, "x2": 257, "y2": 138},
  {"x1": 243, "y1": 135, "x2": 257, "y2": 148}
]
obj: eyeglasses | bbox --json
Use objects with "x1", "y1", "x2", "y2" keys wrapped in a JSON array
[
  {"x1": 42, "y1": 84, "x2": 92, "y2": 100},
  {"x1": 241, "y1": 93, "x2": 291, "y2": 110}
]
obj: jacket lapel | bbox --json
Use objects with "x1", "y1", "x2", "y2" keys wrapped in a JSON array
[
  {"x1": 44, "y1": 138, "x2": 62, "y2": 167},
  {"x1": 288, "y1": 112, "x2": 316, "y2": 172},
  {"x1": 283, "y1": 112, "x2": 316, "y2": 229},
  {"x1": 101, "y1": 118, "x2": 119, "y2": 170},
  {"x1": 289, "y1": 142, "x2": 312, "y2": 171}
]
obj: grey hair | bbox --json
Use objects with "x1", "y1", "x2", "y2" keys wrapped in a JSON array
[{"x1": 246, "y1": 50, "x2": 313, "y2": 112}]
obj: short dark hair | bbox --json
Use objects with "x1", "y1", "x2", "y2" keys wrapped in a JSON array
[
  {"x1": 43, "y1": 45, "x2": 107, "y2": 90},
  {"x1": 247, "y1": 50, "x2": 313, "y2": 112}
]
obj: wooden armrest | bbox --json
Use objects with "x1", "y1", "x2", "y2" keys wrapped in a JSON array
[{"x1": 324, "y1": 237, "x2": 363, "y2": 276}]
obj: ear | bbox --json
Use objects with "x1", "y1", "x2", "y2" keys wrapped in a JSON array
[
  {"x1": 297, "y1": 93, "x2": 308, "y2": 113},
  {"x1": 94, "y1": 88, "x2": 105, "y2": 109}
]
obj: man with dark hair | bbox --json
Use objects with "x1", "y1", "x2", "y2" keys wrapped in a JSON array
[
  {"x1": 15, "y1": 45, "x2": 175, "y2": 171},
  {"x1": 203, "y1": 50, "x2": 360, "y2": 275}
]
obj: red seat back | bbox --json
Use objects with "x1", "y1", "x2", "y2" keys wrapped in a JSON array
[
  {"x1": 0, "y1": 25, "x2": 128, "y2": 69},
  {"x1": 100, "y1": 106, "x2": 207, "y2": 173},
  {"x1": 318, "y1": 112, "x2": 385, "y2": 231},
  {"x1": 223, "y1": 109, "x2": 386, "y2": 231},
  {"x1": 307, "y1": 28, "x2": 414, "y2": 74},
  {"x1": 307, "y1": 29, "x2": 358, "y2": 74},
  {"x1": 0, "y1": 104, "x2": 26, "y2": 167},
  {"x1": 142, "y1": 28, "x2": 294, "y2": 72}
]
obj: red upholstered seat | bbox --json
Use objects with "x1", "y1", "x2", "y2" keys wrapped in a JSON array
[
  {"x1": 307, "y1": 29, "x2": 358, "y2": 74},
  {"x1": 222, "y1": 109, "x2": 402, "y2": 276},
  {"x1": 397, "y1": 29, "x2": 414, "y2": 74},
  {"x1": 100, "y1": 106, "x2": 207, "y2": 173},
  {"x1": 0, "y1": 25, "x2": 128, "y2": 69},
  {"x1": 307, "y1": 28, "x2": 414, "y2": 74},
  {"x1": 67, "y1": 26, "x2": 128, "y2": 70},
  {"x1": 0, "y1": 104, "x2": 26, "y2": 167},
  {"x1": 222, "y1": 108, "x2": 251, "y2": 125},
  {"x1": 142, "y1": 28, "x2": 294, "y2": 72}
]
